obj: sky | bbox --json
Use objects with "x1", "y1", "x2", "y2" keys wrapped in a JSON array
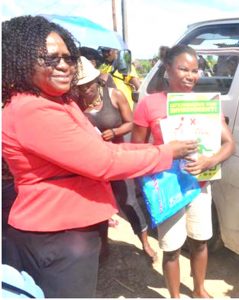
[{"x1": 2, "y1": 0, "x2": 239, "y2": 59}]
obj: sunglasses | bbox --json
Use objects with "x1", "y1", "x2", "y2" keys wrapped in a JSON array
[{"x1": 38, "y1": 54, "x2": 78, "y2": 68}]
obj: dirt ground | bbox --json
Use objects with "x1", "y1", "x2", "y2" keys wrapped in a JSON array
[{"x1": 96, "y1": 213, "x2": 239, "y2": 298}]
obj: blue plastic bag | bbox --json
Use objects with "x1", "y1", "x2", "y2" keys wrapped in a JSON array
[{"x1": 139, "y1": 160, "x2": 200, "y2": 227}]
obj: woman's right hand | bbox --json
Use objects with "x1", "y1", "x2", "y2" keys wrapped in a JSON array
[{"x1": 168, "y1": 140, "x2": 198, "y2": 159}]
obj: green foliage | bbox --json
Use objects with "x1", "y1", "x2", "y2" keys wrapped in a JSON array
[{"x1": 134, "y1": 58, "x2": 157, "y2": 79}]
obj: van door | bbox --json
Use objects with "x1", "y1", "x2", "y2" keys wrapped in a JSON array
[{"x1": 212, "y1": 96, "x2": 239, "y2": 254}]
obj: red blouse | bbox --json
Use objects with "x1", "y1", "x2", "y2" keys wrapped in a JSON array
[{"x1": 2, "y1": 93, "x2": 173, "y2": 232}]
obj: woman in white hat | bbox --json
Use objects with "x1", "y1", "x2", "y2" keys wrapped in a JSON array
[{"x1": 73, "y1": 57, "x2": 158, "y2": 262}]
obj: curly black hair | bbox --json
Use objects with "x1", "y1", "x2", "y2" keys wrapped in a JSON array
[{"x1": 2, "y1": 15, "x2": 81, "y2": 103}]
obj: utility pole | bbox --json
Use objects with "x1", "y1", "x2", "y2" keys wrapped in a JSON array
[
  {"x1": 112, "y1": 0, "x2": 117, "y2": 32},
  {"x1": 121, "y1": 0, "x2": 128, "y2": 44}
]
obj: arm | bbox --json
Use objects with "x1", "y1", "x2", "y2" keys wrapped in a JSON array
[
  {"x1": 129, "y1": 77, "x2": 141, "y2": 91},
  {"x1": 101, "y1": 88, "x2": 133, "y2": 141},
  {"x1": 131, "y1": 123, "x2": 151, "y2": 143},
  {"x1": 16, "y1": 99, "x2": 174, "y2": 181},
  {"x1": 184, "y1": 119, "x2": 236, "y2": 175},
  {"x1": 128, "y1": 64, "x2": 141, "y2": 91}
]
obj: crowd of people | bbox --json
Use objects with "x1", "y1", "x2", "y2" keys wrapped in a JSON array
[{"x1": 2, "y1": 14, "x2": 235, "y2": 298}]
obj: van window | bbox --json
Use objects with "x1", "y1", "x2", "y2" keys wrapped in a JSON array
[
  {"x1": 194, "y1": 54, "x2": 239, "y2": 94},
  {"x1": 147, "y1": 23, "x2": 239, "y2": 95},
  {"x1": 181, "y1": 23, "x2": 239, "y2": 49}
]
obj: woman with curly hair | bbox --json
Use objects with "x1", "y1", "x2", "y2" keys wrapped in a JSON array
[{"x1": 2, "y1": 15, "x2": 197, "y2": 298}]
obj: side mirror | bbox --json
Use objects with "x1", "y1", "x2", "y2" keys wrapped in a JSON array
[{"x1": 116, "y1": 49, "x2": 131, "y2": 75}]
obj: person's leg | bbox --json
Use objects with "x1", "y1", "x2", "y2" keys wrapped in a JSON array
[
  {"x1": 138, "y1": 228, "x2": 157, "y2": 261},
  {"x1": 157, "y1": 208, "x2": 187, "y2": 297},
  {"x1": 188, "y1": 238, "x2": 211, "y2": 298},
  {"x1": 186, "y1": 182, "x2": 212, "y2": 298},
  {"x1": 7, "y1": 225, "x2": 101, "y2": 298},
  {"x1": 163, "y1": 249, "x2": 181, "y2": 298},
  {"x1": 111, "y1": 179, "x2": 157, "y2": 260}
]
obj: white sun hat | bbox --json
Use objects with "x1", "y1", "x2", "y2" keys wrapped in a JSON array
[{"x1": 77, "y1": 56, "x2": 100, "y2": 85}]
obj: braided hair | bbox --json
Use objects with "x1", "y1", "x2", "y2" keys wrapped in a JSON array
[{"x1": 2, "y1": 15, "x2": 80, "y2": 103}]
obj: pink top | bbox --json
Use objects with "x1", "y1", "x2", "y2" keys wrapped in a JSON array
[
  {"x1": 2, "y1": 93, "x2": 173, "y2": 232},
  {"x1": 133, "y1": 92, "x2": 168, "y2": 145},
  {"x1": 133, "y1": 92, "x2": 210, "y2": 187}
]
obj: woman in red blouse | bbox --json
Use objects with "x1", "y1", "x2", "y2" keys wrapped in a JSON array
[{"x1": 2, "y1": 16, "x2": 197, "y2": 298}]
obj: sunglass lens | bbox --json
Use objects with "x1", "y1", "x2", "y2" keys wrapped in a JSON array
[
  {"x1": 39, "y1": 55, "x2": 77, "y2": 67},
  {"x1": 63, "y1": 55, "x2": 77, "y2": 65}
]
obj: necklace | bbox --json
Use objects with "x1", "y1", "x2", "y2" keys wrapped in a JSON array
[{"x1": 84, "y1": 86, "x2": 103, "y2": 109}]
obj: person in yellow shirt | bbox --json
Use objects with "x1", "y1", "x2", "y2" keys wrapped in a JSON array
[{"x1": 99, "y1": 47, "x2": 141, "y2": 110}]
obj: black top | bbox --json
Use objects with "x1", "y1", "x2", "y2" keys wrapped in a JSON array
[{"x1": 84, "y1": 86, "x2": 123, "y2": 143}]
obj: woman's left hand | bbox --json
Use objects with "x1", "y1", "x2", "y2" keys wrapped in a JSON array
[
  {"x1": 183, "y1": 155, "x2": 215, "y2": 175},
  {"x1": 101, "y1": 129, "x2": 115, "y2": 141}
]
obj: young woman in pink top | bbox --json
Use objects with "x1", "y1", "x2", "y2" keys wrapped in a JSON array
[
  {"x1": 132, "y1": 45, "x2": 235, "y2": 298},
  {"x1": 2, "y1": 16, "x2": 197, "y2": 298}
]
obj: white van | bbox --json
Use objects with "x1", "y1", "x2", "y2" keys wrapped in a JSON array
[{"x1": 138, "y1": 18, "x2": 239, "y2": 254}]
